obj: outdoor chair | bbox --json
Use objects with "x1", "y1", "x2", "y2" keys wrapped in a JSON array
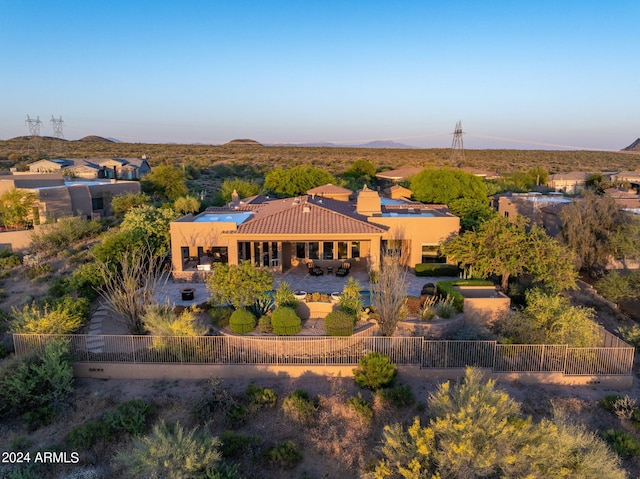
[
  {"x1": 307, "y1": 261, "x2": 324, "y2": 276},
  {"x1": 336, "y1": 261, "x2": 351, "y2": 277}
]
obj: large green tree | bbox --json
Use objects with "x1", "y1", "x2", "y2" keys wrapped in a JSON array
[
  {"x1": 264, "y1": 165, "x2": 336, "y2": 197},
  {"x1": 409, "y1": 168, "x2": 487, "y2": 204},
  {"x1": 441, "y1": 216, "x2": 577, "y2": 292},
  {"x1": 206, "y1": 261, "x2": 273, "y2": 309},
  {"x1": 374, "y1": 368, "x2": 625, "y2": 479},
  {"x1": 215, "y1": 178, "x2": 261, "y2": 205},
  {"x1": 448, "y1": 197, "x2": 498, "y2": 231},
  {"x1": 560, "y1": 193, "x2": 636, "y2": 274},
  {"x1": 142, "y1": 164, "x2": 188, "y2": 200}
]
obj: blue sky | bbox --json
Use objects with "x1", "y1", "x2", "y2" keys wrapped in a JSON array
[{"x1": 1, "y1": 1, "x2": 638, "y2": 149}]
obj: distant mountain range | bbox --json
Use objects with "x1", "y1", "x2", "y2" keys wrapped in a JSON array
[{"x1": 267, "y1": 140, "x2": 420, "y2": 149}]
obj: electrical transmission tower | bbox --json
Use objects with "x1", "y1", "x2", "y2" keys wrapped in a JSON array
[
  {"x1": 450, "y1": 120, "x2": 465, "y2": 166},
  {"x1": 25, "y1": 115, "x2": 42, "y2": 156},
  {"x1": 50, "y1": 115, "x2": 64, "y2": 139},
  {"x1": 50, "y1": 115, "x2": 65, "y2": 156}
]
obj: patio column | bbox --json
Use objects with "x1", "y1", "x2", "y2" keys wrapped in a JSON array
[{"x1": 369, "y1": 236, "x2": 381, "y2": 271}]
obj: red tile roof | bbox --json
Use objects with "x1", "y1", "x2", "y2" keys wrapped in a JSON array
[{"x1": 234, "y1": 196, "x2": 387, "y2": 235}]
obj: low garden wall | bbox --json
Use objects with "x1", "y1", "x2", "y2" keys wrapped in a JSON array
[
  {"x1": 296, "y1": 301, "x2": 336, "y2": 320},
  {"x1": 457, "y1": 286, "x2": 511, "y2": 324},
  {"x1": 397, "y1": 314, "x2": 464, "y2": 339}
]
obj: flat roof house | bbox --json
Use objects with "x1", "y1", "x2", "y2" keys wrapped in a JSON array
[
  {"x1": 170, "y1": 185, "x2": 460, "y2": 281},
  {"x1": 28, "y1": 156, "x2": 151, "y2": 180},
  {"x1": 0, "y1": 172, "x2": 141, "y2": 221}
]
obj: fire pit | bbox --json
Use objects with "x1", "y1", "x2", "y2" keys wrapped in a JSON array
[{"x1": 180, "y1": 288, "x2": 195, "y2": 301}]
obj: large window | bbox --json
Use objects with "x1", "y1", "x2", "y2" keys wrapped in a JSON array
[
  {"x1": 351, "y1": 241, "x2": 360, "y2": 258},
  {"x1": 421, "y1": 244, "x2": 445, "y2": 263},
  {"x1": 296, "y1": 242, "x2": 306, "y2": 259},
  {"x1": 308, "y1": 242, "x2": 319, "y2": 260},
  {"x1": 338, "y1": 241, "x2": 348, "y2": 259},
  {"x1": 323, "y1": 241, "x2": 334, "y2": 260}
]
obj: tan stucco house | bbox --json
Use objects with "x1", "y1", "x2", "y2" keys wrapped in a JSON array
[
  {"x1": 170, "y1": 185, "x2": 460, "y2": 280},
  {"x1": 28, "y1": 156, "x2": 151, "y2": 180},
  {"x1": 0, "y1": 172, "x2": 141, "y2": 221}
]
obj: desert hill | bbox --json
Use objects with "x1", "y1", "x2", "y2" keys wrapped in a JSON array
[
  {"x1": 225, "y1": 139, "x2": 262, "y2": 146},
  {"x1": 623, "y1": 139, "x2": 640, "y2": 152},
  {"x1": 78, "y1": 135, "x2": 114, "y2": 143}
]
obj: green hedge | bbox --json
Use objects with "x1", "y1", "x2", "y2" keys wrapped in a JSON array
[
  {"x1": 271, "y1": 307, "x2": 302, "y2": 336},
  {"x1": 436, "y1": 279, "x2": 495, "y2": 312},
  {"x1": 229, "y1": 308, "x2": 256, "y2": 334},
  {"x1": 324, "y1": 310, "x2": 356, "y2": 336},
  {"x1": 414, "y1": 263, "x2": 459, "y2": 277}
]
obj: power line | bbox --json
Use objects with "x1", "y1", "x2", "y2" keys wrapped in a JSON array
[{"x1": 450, "y1": 120, "x2": 465, "y2": 165}]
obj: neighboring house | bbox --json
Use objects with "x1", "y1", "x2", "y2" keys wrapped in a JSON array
[
  {"x1": 546, "y1": 172, "x2": 591, "y2": 194},
  {"x1": 492, "y1": 192, "x2": 571, "y2": 233},
  {"x1": 28, "y1": 156, "x2": 151, "y2": 180},
  {"x1": 0, "y1": 172, "x2": 141, "y2": 221},
  {"x1": 604, "y1": 187, "x2": 640, "y2": 210},
  {"x1": 460, "y1": 166, "x2": 501, "y2": 180},
  {"x1": 375, "y1": 167, "x2": 423, "y2": 183},
  {"x1": 611, "y1": 171, "x2": 640, "y2": 188},
  {"x1": 170, "y1": 184, "x2": 460, "y2": 280}
]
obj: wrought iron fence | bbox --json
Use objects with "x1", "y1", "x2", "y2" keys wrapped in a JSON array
[{"x1": 13, "y1": 330, "x2": 634, "y2": 376}]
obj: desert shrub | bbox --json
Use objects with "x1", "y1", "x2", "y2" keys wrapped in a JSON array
[
  {"x1": 68, "y1": 262, "x2": 104, "y2": 300},
  {"x1": 415, "y1": 263, "x2": 459, "y2": 277},
  {"x1": 9, "y1": 437, "x2": 31, "y2": 451},
  {"x1": 225, "y1": 403, "x2": 251, "y2": 426},
  {"x1": 324, "y1": 310, "x2": 356, "y2": 336},
  {"x1": 599, "y1": 395, "x2": 623, "y2": 412},
  {"x1": 210, "y1": 306, "x2": 234, "y2": 328},
  {"x1": 609, "y1": 395, "x2": 638, "y2": 420},
  {"x1": 29, "y1": 216, "x2": 102, "y2": 255},
  {"x1": 617, "y1": 324, "x2": 640, "y2": 349},
  {"x1": 435, "y1": 295, "x2": 457, "y2": 319},
  {"x1": 274, "y1": 281, "x2": 297, "y2": 307},
  {"x1": 10, "y1": 295, "x2": 90, "y2": 334},
  {"x1": 0, "y1": 338, "x2": 73, "y2": 426},
  {"x1": 229, "y1": 308, "x2": 256, "y2": 335},
  {"x1": 266, "y1": 440, "x2": 303, "y2": 468},
  {"x1": 65, "y1": 420, "x2": 111, "y2": 449},
  {"x1": 353, "y1": 352, "x2": 397, "y2": 390},
  {"x1": 419, "y1": 296, "x2": 437, "y2": 321},
  {"x1": 404, "y1": 295, "x2": 422, "y2": 314},
  {"x1": 271, "y1": 306, "x2": 302, "y2": 336},
  {"x1": 112, "y1": 421, "x2": 224, "y2": 479},
  {"x1": 603, "y1": 429, "x2": 640, "y2": 458},
  {"x1": 103, "y1": 399, "x2": 155, "y2": 436},
  {"x1": 220, "y1": 430, "x2": 263, "y2": 458},
  {"x1": 282, "y1": 389, "x2": 317, "y2": 425},
  {"x1": 245, "y1": 384, "x2": 278, "y2": 407},
  {"x1": 378, "y1": 385, "x2": 415, "y2": 408},
  {"x1": 144, "y1": 302, "x2": 207, "y2": 336},
  {"x1": 258, "y1": 315, "x2": 273, "y2": 333},
  {"x1": 192, "y1": 378, "x2": 237, "y2": 424},
  {"x1": 347, "y1": 393, "x2": 373, "y2": 422},
  {"x1": 0, "y1": 248, "x2": 21, "y2": 269},
  {"x1": 23, "y1": 263, "x2": 54, "y2": 279}
]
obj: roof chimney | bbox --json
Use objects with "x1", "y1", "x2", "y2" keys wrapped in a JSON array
[
  {"x1": 356, "y1": 184, "x2": 382, "y2": 216},
  {"x1": 231, "y1": 189, "x2": 240, "y2": 204}
]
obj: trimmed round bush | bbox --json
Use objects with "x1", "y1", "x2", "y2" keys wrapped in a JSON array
[
  {"x1": 271, "y1": 307, "x2": 302, "y2": 336},
  {"x1": 324, "y1": 310, "x2": 355, "y2": 336},
  {"x1": 229, "y1": 308, "x2": 256, "y2": 334},
  {"x1": 353, "y1": 352, "x2": 397, "y2": 390}
]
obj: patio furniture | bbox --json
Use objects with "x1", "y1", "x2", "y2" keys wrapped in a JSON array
[
  {"x1": 307, "y1": 261, "x2": 324, "y2": 276},
  {"x1": 336, "y1": 261, "x2": 351, "y2": 277},
  {"x1": 327, "y1": 265, "x2": 334, "y2": 274}
]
